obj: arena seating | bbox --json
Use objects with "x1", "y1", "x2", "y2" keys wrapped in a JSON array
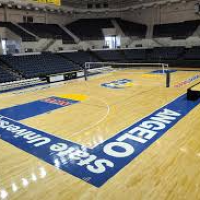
[
  {"x1": 66, "y1": 19, "x2": 114, "y2": 40},
  {"x1": 92, "y1": 49, "x2": 146, "y2": 62},
  {"x1": 1, "y1": 46, "x2": 200, "y2": 83},
  {"x1": 153, "y1": 20, "x2": 200, "y2": 39},
  {"x1": 0, "y1": 53, "x2": 80, "y2": 79},
  {"x1": 123, "y1": 49, "x2": 146, "y2": 61},
  {"x1": 0, "y1": 22, "x2": 36, "y2": 42},
  {"x1": 91, "y1": 49, "x2": 147, "y2": 62},
  {"x1": 93, "y1": 49, "x2": 125, "y2": 61},
  {"x1": 19, "y1": 23, "x2": 75, "y2": 43},
  {"x1": 148, "y1": 47, "x2": 185, "y2": 60},
  {"x1": 116, "y1": 19, "x2": 147, "y2": 38},
  {"x1": 0, "y1": 66, "x2": 16, "y2": 83},
  {"x1": 184, "y1": 46, "x2": 200, "y2": 60},
  {"x1": 8, "y1": 19, "x2": 199, "y2": 43},
  {"x1": 66, "y1": 18, "x2": 147, "y2": 39},
  {"x1": 59, "y1": 51, "x2": 99, "y2": 65}
]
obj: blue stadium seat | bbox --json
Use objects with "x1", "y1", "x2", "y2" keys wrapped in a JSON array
[
  {"x1": 184, "y1": 46, "x2": 200, "y2": 60},
  {"x1": 19, "y1": 23, "x2": 75, "y2": 44},
  {"x1": 0, "y1": 22, "x2": 36, "y2": 42},
  {"x1": 66, "y1": 19, "x2": 114, "y2": 40},
  {"x1": 153, "y1": 20, "x2": 200, "y2": 39},
  {"x1": 0, "y1": 53, "x2": 80, "y2": 79},
  {"x1": 116, "y1": 19, "x2": 147, "y2": 38},
  {"x1": 0, "y1": 65, "x2": 16, "y2": 83},
  {"x1": 94, "y1": 49, "x2": 125, "y2": 61},
  {"x1": 59, "y1": 51, "x2": 100, "y2": 65}
]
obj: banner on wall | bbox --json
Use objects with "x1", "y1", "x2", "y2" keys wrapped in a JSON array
[
  {"x1": 32, "y1": 0, "x2": 46, "y2": 3},
  {"x1": 31, "y1": 0, "x2": 61, "y2": 6},
  {"x1": 47, "y1": 0, "x2": 61, "y2": 6}
]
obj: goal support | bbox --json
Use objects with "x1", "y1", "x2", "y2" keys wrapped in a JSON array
[{"x1": 84, "y1": 62, "x2": 170, "y2": 87}]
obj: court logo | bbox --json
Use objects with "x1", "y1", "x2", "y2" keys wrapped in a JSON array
[
  {"x1": 101, "y1": 79, "x2": 133, "y2": 89},
  {"x1": 0, "y1": 94, "x2": 87, "y2": 121},
  {"x1": 174, "y1": 74, "x2": 200, "y2": 88},
  {"x1": 150, "y1": 70, "x2": 177, "y2": 74},
  {"x1": 40, "y1": 96, "x2": 78, "y2": 107}
]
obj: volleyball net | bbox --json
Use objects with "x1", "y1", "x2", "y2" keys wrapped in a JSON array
[{"x1": 84, "y1": 62, "x2": 170, "y2": 87}]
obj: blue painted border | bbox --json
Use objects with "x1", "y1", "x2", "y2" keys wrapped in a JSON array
[
  {"x1": 0, "y1": 93, "x2": 200, "y2": 187},
  {"x1": 0, "y1": 96, "x2": 79, "y2": 120}
]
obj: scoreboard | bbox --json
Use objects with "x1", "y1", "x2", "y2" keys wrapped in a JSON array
[{"x1": 32, "y1": 0, "x2": 61, "y2": 6}]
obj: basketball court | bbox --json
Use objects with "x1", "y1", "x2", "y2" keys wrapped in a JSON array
[{"x1": 1, "y1": 67, "x2": 200, "y2": 200}]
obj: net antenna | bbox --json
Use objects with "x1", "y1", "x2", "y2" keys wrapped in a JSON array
[{"x1": 84, "y1": 62, "x2": 170, "y2": 87}]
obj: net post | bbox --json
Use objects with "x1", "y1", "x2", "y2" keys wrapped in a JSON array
[
  {"x1": 166, "y1": 70, "x2": 170, "y2": 88},
  {"x1": 162, "y1": 63, "x2": 165, "y2": 74},
  {"x1": 84, "y1": 62, "x2": 88, "y2": 81}
]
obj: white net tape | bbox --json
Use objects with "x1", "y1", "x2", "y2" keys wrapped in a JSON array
[
  {"x1": 84, "y1": 62, "x2": 170, "y2": 87},
  {"x1": 85, "y1": 62, "x2": 168, "y2": 72}
]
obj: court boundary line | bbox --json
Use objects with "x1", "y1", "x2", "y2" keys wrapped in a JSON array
[
  {"x1": 1, "y1": 92, "x2": 200, "y2": 188},
  {"x1": 68, "y1": 96, "x2": 110, "y2": 139}
]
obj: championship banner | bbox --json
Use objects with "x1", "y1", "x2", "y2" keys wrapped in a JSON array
[
  {"x1": 32, "y1": 0, "x2": 47, "y2": 3},
  {"x1": 47, "y1": 0, "x2": 61, "y2": 6},
  {"x1": 31, "y1": 0, "x2": 61, "y2": 6}
]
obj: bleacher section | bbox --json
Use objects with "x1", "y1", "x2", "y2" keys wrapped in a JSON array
[
  {"x1": 0, "y1": 65, "x2": 16, "y2": 83},
  {"x1": 153, "y1": 20, "x2": 200, "y2": 39},
  {"x1": 1, "y1": 46, "x2": 200, "y2": 83},
  {"x1": 91, "y1": 47, "x2": 200, "y2": 66},
  {"x1": 1, "y1": 19, "x2": 198, "y2": 46},
  {"x1": 19, "y1": 23, "x2": 75, "y2": 43},
  {"x1": 123, "y1": 49, "x2": 146, "y2": 61},
  {"x1": 148, "y1": 47, "x2": 185, "y2": 61},
  {"x1": 116, "y1": 19, "x2": 147, "y2": 38},
  {"x1": 184, "y1": 46, "x2": 200, "y2": 60},
  {"x1": 66, "y1": 19, "x2": 114, "y2": 40},
  {"x1": 59, "y1": 51, "x2": 99, "y2": 65},
  {"x1": 0, "y1": 53, "x2": 80, "y2": 79},
  {"x1": 0, "y1": 19, "x2": 199, "y2": 49},
  {"x1": 0, "y1": 22, "x2": 36, "y2": 42},
  {"x1": 94, "y1": 49, "x2": 125, "y2": 61}
]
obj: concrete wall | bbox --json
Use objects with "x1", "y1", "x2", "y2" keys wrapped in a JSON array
[
  {"x1": 0, "y1": 0, "x2": 200, "y2": 52},
  {"x1": 0, "y1": 1, "x2": 198, "y2": 25},
  {"x1": 0, "y1": 7, "x2": 70, "y2": 24},
  {"x1": 121, "y1": 0, "x2": 200, "y2": 25}
]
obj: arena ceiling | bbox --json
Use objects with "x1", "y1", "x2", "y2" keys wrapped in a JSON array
[
  {"x1": 0, "y1": 0, "x2": 191, "y2": 13},
  {"x1": 62, "y1": 0, "x2": 187, "y2": 9}
]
